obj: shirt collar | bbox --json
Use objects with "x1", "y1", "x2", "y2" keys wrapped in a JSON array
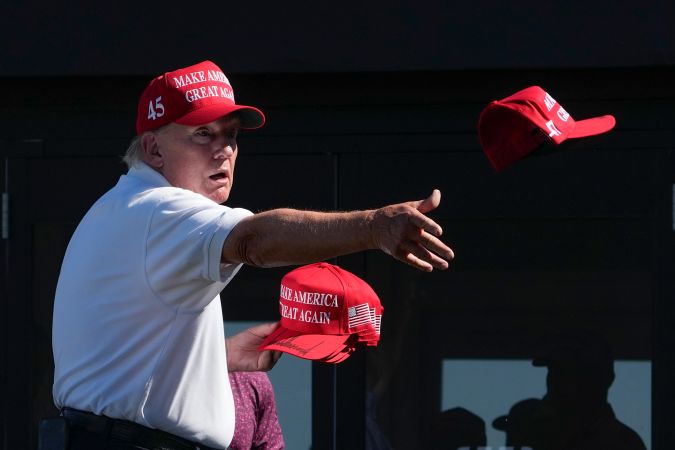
[{"x1": 126, "y1": 161, "x2": 172, "y2": 188}]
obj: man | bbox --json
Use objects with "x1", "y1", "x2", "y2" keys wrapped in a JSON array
[
  {"x1": 533, "y1": 330, "x2": 647, "y2": 450},
  {"x1": 51, "y1": 60, "x2": 454, "y2": 450},
  {"x1": 492, "y1": 398, "x2": 556, "y2": 450}
]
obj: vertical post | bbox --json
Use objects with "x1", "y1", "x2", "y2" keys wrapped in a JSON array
[
  {"x1": 652, "y1": 152, "x2": 675, "y2": 450},
  {"x1": 312, "y1": 363, "x2": 337, "y2": 450}
]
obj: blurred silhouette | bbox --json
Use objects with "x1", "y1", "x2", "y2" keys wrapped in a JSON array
[
  {"x1": 530, "y1": 329, "x2": 646, "y2": 450},
  {"x1": 493, "y1": 397, "x2": 558, "y2": 450},
  {"x1": 366, "y1": 268, "x2": 418, "y2": 450},
  {"x1": 366, "y1": 390, "x2": 394, "y2": 450},
  {"x1": 427, "y1": 406, "x2": 487, "y2": 450}
]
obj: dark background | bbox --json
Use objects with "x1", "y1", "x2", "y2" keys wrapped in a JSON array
[
  {"x1": 2, "y1": 0, "x2": 675, "y2": 76},
  {"x1": 1, "y1": 1, "x2": 674, "y2": 449}
]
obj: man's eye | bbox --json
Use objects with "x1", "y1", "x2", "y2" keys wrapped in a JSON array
[{"x1": 195, "y1": 130, "x2": 211, "y2": 137}]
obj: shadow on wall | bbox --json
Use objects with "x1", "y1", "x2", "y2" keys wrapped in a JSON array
[{"x1": 429, "y1": 329, "x2": 648, "y2": 450}]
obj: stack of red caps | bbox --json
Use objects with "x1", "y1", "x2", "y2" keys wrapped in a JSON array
[{"x1": 258, "y1": 262, "x2": 383, "y2": 363}]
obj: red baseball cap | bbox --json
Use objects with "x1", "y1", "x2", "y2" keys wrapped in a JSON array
[
  {"x1": 135, "y1": 60, "x2": 265, "y2": 134},
  {"x1": 478, "y1": 86, "x2": 616, "y2": 172},
  {"x1": 258, "y1": 262, "x2": 383, "y2": 363}
]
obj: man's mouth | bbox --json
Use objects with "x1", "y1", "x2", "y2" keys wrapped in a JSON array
[{"x1": 210, "y1": 173, "x2": 227, "y2": 181}]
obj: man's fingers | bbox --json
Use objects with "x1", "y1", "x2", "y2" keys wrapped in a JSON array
[
  {"x1": 416, "y1": 189, "x2": 441, "y2": 214},
  {"x1": 374, "y1": 191, "x2": 454, "y2": 270},
  {"x1": 247, "y1": 321, "x2": 280, "y2": 339},
  {"x1": 408, "y1": 211, "x2": 454, "y2": 261},
  {"x1": 406, "y1": 189, "x2": 442, "y2": 215},
  {"x1": 402, "y1": 252, "x2": 433, "y2": 272},
  {"x1": 410, "y1": 213, "x2": 443, "y2": 237},
  {"x1": 398, "y1": 241, "x2": 449, "y2": 271},
  {"x1": 416, "y1": 230, "x2": 455, "y2": 261},
  {"x1": 257, "y1": 350, "x2": 283, "y2": 372}
]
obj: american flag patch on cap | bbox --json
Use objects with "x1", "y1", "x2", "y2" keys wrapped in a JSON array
[{"x1": 348, "y1": 303, "x2": 371, "y2": 328}]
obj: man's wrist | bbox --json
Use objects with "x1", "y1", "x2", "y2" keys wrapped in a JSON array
[{"x1": 363, "y1": 209, "x2": 379, "y2": 250}]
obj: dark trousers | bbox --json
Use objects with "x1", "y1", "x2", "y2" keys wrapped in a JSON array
[
  {"x1": 68, "y1": 427, "x2": 149, "y2": 449},
  {"x1": 57, "y1": 408, "x2": 219, "y2": 450}
]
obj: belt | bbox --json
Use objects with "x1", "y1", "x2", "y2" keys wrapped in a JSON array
[{"x1": 62, "y1": 408, "x2": 218, "y2": 450}]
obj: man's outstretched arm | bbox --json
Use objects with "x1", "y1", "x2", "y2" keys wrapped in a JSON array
[{"x1": 221, "y1": 189, "x2": 454, "y2": 272}]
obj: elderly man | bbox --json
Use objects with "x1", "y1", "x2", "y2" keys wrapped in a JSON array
[{"x1": 51, "y1": 60, "x2": 453, "y2": 450}]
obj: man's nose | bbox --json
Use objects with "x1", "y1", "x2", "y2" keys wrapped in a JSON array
[{"x1": 214, "y1": 143, "x2": 235, "y2": 159}]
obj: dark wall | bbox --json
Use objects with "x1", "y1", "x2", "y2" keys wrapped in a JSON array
[
  {"x1": 2, "y1": 2, "x2": 674, "y2": 448},
  {"x1": 2, "y1": 0, "x2": 675, "y2": 76},
  {"x1": 1, "y1": 67, "x2": 674, "y2": 449}
]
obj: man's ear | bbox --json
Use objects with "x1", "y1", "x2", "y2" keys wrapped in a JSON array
[{"x1": 140, "y1": 132, "x2": 164, "y2": 169}]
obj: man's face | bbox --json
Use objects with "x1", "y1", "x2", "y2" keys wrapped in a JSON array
[{"x1": 149, "y1": 115, "x2": 241, "y2": 204}]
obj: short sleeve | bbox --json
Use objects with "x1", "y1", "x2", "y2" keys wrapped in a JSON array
[{"x1": 145, "y1": 188, "x2": 253, "y2": 309}]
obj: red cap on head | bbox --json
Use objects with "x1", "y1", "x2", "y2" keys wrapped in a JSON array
[
  {"x1": 478, "y1": 86, "x2": 616, "y2": 172},
  {"x1": 135, "y1": 60, "x2": 265, "y2": 134},
  {"x1": 258, "y1": 262, "x2": 383, "y2": 363}
]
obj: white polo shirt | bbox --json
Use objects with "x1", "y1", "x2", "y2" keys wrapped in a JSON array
[{"x1": 52, "y1": 162, "x2": 252, "y2": 449}]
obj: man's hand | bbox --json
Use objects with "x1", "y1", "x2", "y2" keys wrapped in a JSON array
[
  {"x1": 226, "y1": 322, "x2": 283, "y2": 372},
  {"x1": 368, "y1": 189, "x2": 454, "y2": 272}
]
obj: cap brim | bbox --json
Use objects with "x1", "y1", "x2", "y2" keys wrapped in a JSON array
[
  {"x1": 258, "y1": 327, "x2": 354, "y2": 361},
  {"x1": 321, "y1": 337, "x2": 357, "y2": 363},
  {"x1": 175, "y1": 103, "x2": 265, "y2": 129},
  {"x1": 568, "y1": 115, "x2": 615, "y2": 139},
  {"x1": 323, "y1": 347, "x2": 355, "y2": 363},
  {"x1": 492, "y1": 415, "x2": 508, "y2": 430}
]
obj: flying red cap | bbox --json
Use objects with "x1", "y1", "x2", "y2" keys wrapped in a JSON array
[
  {"x1": 258, "y1": 262, "x2": 383, "y2": 363},
  {"x1": 135, "y1": 60, "x2": 265, "y2": 134},
  {"x1": 478, "y1": 86, "x2": 616, "y2": 172}
]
